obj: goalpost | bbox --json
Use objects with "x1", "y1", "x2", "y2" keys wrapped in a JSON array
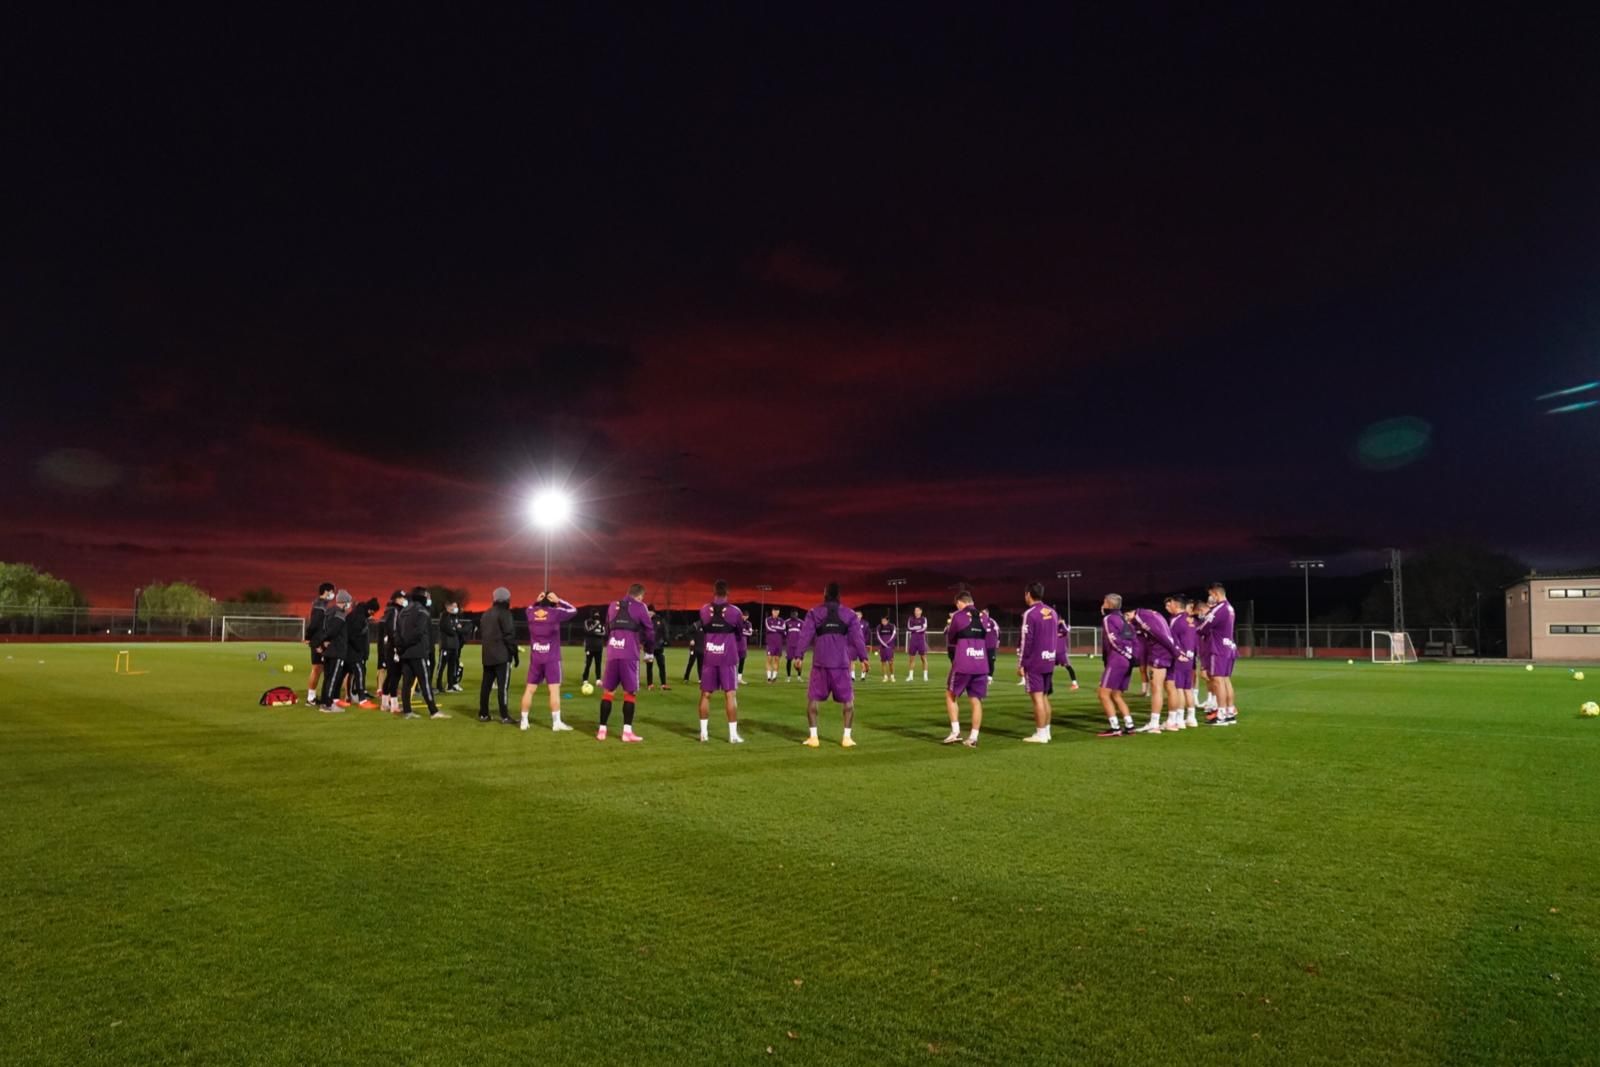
[
  {"x1": 221, "y1": 616, "x2": 306, "y2": 642},
  {"x1": 1371, "y1": 631, "x2": 1418, "y2": 664}
]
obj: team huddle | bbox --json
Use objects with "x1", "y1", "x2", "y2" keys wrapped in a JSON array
[{"x1": 298, "y1": 578, "x2": 1242, "y2": 746}]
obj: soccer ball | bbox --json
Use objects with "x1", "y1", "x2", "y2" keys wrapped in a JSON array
[
  {"x1": 282, "y1": 664, "x2": 294, "y2": 673},
  {"x1": 1525, "y1": 664, "x2": 1534, "y2": 672},
  {"x1": 1575, "y1": 671, "x2": 1586, "y2": 681},
  {"x1": 581, "y1": 682, "x2": 594, "y2": 696},
  {"x1": 1582, "y1": 702, "x2": 1599, "y2": 718},
  {"x1": 1347, "y1": 658, "x2": 1354, "y2": 665}
]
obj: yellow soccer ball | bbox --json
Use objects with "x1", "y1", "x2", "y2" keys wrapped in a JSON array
[
  {"x1": 581, "y1": 682, "x2": 594, "y2": 696},
  {"x1": 1574, "y1": 671, "x2": 1586, "y2": 682},
  {"x1": 1582, "y1": 701, "x2": 1599, "y2": 718},
  {"x1": 282, "y1": 663, "x2": 294, "y2": 673},
  {"x1": 1525, "y1": 664, "x2": 1534, "y2": 672}
]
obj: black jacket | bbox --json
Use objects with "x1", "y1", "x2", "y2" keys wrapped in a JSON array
[
  {"x1": 318, "y1": 610, "x2": 350, "y2": 662},
  {"x1": 397, "y1": 602, "x2": 433, "y2": 660},
  {"x1": 582, "y1": 614, "x2": 606, "y2": 650},
  {"x1": 378, "y1": 604, "x2": 400, "y2": 656},
  {"x1": 307, "y1": 599, "x2": 329, "y2": 647},
  {"x1": 439, "y1": 612, "x2": 463, "y2": 651},
  {"x1": 652, "y1": 613, "x2": 668, "y2": 647},
  {"x1": 480, "y1": 603, "x2": 518, "y2": 667},
  {"x1": 346, "y1": 604, "x2": 373, "y2": 659}
]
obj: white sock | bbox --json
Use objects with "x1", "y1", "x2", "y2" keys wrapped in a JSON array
[
  {"x1": 699, "y1": 720, "x2": 709, "y2": 739},
  {"x1": 1043, "y1": 725, "x2": 1051, "y2": 739},
  {"x1": 1123, "y1": 715, "x2": 1134, "y2": 728},
  {"x1": 308, "y1": 689, "x2": 316, "y2": 702},
  {"x1": 843, "y1": 727, "x2": 852, "y2": 739},
  {"x1": 808, "y1": 725, "x2": 818, "y2": 739},
  {"x1": 1107, "y1": 717, "x2": 1120, "y2": 729},
  {"x1": 968, "y1": 728, "x2": 979, "y2": 741},
  {"x1": 550, "y1": 710, "x2": 562, "y2": 725},
  {"x1": 948, "y1": 722, "x2": 961, "y2": 736},
  {"x1": 922, "y1": 670, "x2": 929, "y2": 680}
]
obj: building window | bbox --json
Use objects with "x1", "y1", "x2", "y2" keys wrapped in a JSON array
[
  {"x1": 1548, "y1": 624, "x2": 1600, "y2": 635},
  {"x1": 1547, "y1": 588, "x2": 1599, "y2": 598}
]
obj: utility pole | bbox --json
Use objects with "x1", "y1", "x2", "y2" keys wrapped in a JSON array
[
  {"x1": 1055, "y1": 570, "x2": 1082, "y2": 636},
  {"x1": 1389, "y1": 548, "x2": 1405, "y2": 635},
  {"x1": 756, "y1": 584, "x2": 772, "y2": 623},
  {"x1": 1291, "y1": 560, "x2": 1324, "y2": 660},
  {"x1": 887, "y1": 578, "x2": 907, "y2": 627}
]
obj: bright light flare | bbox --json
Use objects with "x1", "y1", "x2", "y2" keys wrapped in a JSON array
[{"x1": 527, "y1": 488, "x2": 574, "y2": 529}]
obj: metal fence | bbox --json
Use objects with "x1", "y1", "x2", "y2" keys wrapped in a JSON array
[
  {"x1": 1240, "y1": 625, "x2": 1505, "y2": 658},
  {"x1": 0, "y1": 605, "x2": 1509, "y2": 658}
]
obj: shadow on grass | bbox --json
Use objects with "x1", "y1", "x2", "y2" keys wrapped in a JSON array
[
  {"x1": 740, "y1": 717, "x2": 807, "y2": 742},
  {"x1": 873, "y1": 721, "x2": 954, "y2": 745}
]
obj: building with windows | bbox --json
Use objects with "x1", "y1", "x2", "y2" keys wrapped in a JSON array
[{"x1": 1504, "y1": 573, "x2": 1600, "y2": 660}]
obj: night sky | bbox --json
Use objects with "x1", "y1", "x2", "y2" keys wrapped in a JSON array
[{"x1": 5, "y1": 7, "x2": 1599, "y2": 610}]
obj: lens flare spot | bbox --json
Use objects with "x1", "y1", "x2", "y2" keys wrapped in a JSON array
[{"x1": 1355, "y1": 417, "x2": 1432, "y2": 471}]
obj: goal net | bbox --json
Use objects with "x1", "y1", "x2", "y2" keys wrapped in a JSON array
[
  {"x1": 221, "y1": 615, "x2": 306, "y2": 642},
  {"x1": 1371, "y1": 630, "x2": 1418, "y2": 664}
]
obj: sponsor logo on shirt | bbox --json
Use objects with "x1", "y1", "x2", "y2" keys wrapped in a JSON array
[
  {"x1": 608, "y1": 636, "x2": 626, "y2": 649},
  {"x1": 532, "y1": 610, "x2": 548, "y2": 620},
  {"x1": 532, "y1": 642, "x2": 551, "y2": 654},
  {"x1": 1042, "y1": 650, "x2": 1055, "y2": 661},
  {"x1": 704, "y1": 641, "x2": 726, "y2": 655},
  {"x1": 964, "y1": 647, "x2": 986, "y2": 660}
]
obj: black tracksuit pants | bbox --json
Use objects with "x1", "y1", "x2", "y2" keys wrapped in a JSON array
[
  {"x1": 645, "y1": 647, "x2": 667, "y2": 686},
  {"x1": 435, "y1": 646, "x2": 460, "y2": 690},
  {"x1": 343, "y1": 656, "x2": 369, "y2": 700},
  {"x1": 400, "y1": 656, "x2": 438, "y2": 715},
  {"x1": 480, "y1": 662, "x2": 510, "y2": 717},
  {"x1": 582, "y1": 647, "x2": 602, "y2": 680}
]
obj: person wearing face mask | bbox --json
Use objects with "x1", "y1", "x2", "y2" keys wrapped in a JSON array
[
  {"x1": 478, "y1": 587, "x2": 519, "y2": 724},
  {"x1": 395, "y1": 586, "x2": 445, "y2": 719},
  {"x1": 435, "y1": 600, "x2": 465, "y2": 693},
  {"x1": 379, "y1": 589, "x2": 407, "y2": 713}
]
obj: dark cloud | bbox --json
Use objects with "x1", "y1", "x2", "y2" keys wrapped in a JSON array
[{"x1": 3, "y1": 9, "x2": 1599, "y2": 604}]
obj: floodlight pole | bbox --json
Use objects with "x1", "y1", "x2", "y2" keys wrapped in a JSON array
[
  {"x1": 756, "y1": 584, "x2": 772, "y2": 622},
  {"x1": 1291, "y1": 560, "x2": 1324, "y2": 659},
  {"x1": 1055, "y1": 570, "x2": 1082, "y2": 634},
  {"x1": 887, "y1": 578, "x2": 907, "y2": 626}
]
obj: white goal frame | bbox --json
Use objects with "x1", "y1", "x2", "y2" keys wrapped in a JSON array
[
  {"x1": 1371, "y1": 630, "x2": 1418, "y2": 664},
  {"x1": 220, "y1": 615, "x2": 306, "y2": 642}
]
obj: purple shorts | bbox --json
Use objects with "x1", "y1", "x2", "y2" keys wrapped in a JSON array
[
  {"x1": 526, "y1": 660, "x2": 561, "y2": 686},
  {"x1": 877, "y1": 648, "x2": 894, "y2": 663},
  {"x1": 1100, "y1": 654, "x2": 1133, "y2": 691},
  {"x1": 765, "y1": 635, "x2": 784, "y2": 655},
  {"x1": 947, "y1": 670, "x2": 989, "y2": 699},
  {"x1": 807, "y1": 667, "x2": 853, "y2": 703},
  {"x1": 1146, "y1": 650, "x2": 1174, "y2": 671},
  {"x1": 1024, "y1": 669, "x2": 1053, "y2": 694},
  {"x1": 601, "y1": 657, "x2": 639, "y2": 695},
  {"x1": 1208, "y1": 650, "x2": 1237, "y2": 678},
  {"x1": 700, "y1": 665, "x2": 738, "y2": 693},
  {"x1": 907, "y1": 633, "x2": 928, "y2": 655},
  {"x1": 1169, "y1": 659, "x2": 1195, "y2": 689}
]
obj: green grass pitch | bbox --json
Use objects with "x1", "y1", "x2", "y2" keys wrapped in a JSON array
[{"x1": 3, "y1": 644, "x2": 1597, "y2": 1064}]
